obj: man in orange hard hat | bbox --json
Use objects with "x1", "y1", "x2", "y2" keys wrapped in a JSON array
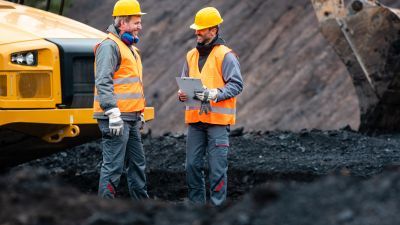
[
  {"x1": 93, "y1": 0, "x2": 148, "y2": 200},
  {"x1": 178, "y1": 7, "x2": 243, "y2": 206}
]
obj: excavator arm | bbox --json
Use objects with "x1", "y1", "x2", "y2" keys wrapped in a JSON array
[{"x1": 311, "y1": 0, "x2": 400, "y2": 132}]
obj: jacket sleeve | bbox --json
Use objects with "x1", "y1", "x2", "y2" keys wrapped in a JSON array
[
  {"x1": 95, "y1": 40, "x2": 120, "y2": 112},
  {"x1": 180, "y1": 60, "x2": 189, "y2": 78},
  {"x1": 216, "y1": 52, "x2": 244, "y2": 102}
]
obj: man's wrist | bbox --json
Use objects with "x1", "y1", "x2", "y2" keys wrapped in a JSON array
[{"x1": 105, "y1": 108, "x2": 121, "y2": 118}]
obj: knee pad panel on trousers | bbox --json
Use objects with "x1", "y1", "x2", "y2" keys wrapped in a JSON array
[
  {"x1": 215, "y1": 138, "x2": 229, "y2": 148},
  {"x1": 186, "y1": 157, "x2": 205, "y2": 171}
]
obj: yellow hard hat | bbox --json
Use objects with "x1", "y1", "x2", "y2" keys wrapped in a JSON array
[
  {"x1": 112, "y1": 0, "x2": 146, "y2": 17},
  {"x1": 190, "y1": 7, "x2": 223, "y2": 30}
]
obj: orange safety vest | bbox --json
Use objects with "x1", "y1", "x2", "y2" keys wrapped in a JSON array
[
  {"x1": 93, "y1": 33, "x2": 145, "y2": 115},
  {"x1": 185, "y1": 45, "x2": 236, "y2": 125}
]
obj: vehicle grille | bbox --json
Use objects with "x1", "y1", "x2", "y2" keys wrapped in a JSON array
[
  {"x1": 17, "y1": 73, "x2": 51, "y2": 98},
  {"x1": 70, "y1": 56, "x2": 95, "y2": 108},
  {"x1": 0, "y1": 75, "x2": 6, "y2": 97}
]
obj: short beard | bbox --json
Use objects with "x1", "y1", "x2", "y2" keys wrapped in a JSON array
[{"x1": 198, "y1": 36, "x2": 212, "y2": 45}]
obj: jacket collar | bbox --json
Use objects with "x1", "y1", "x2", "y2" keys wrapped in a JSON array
[
  {"x1": 106, "y1": 24, "x2": 121, "y2": 39},
  {"x1": 196, "y1": 35, "x2": 226, "y2": 56}
]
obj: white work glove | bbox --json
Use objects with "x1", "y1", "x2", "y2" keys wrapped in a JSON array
[
  {"x1": 139, "y1": 113, "x2": 145, "y2": 130},
  {"x1": 105, "y1": 108, "x2": 124, "y2": 136},
  {"x1": 195, "y1": 88, "x2": 218, "y2": 101}
]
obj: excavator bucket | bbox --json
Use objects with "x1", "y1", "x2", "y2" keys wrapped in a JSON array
[{"x1": 311, "y1": 0, "x2": 400, "y2": 133}]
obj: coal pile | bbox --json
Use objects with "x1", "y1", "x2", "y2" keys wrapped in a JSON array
[
  {"x1": 7, "y1": 128, "x2": 400, "y2": 202},
  {"x1": 2, "y1": 129, "x2": 399, "y2": 224},
  {"x1": 10, "y1": 128, "x2": 400, "y2": 200},
  {"x1": 214, "y1": 167, "x2": 400, "y2": 225},
  {"x1": 0, "y1": 169, "x2": 217, "y2": 225},
  {"x1": 1, "y1": 157, "x2": 399, "y2": 225}
]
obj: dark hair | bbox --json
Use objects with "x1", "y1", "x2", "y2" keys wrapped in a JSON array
[{"x1": 210, "y1": 25, "x2": 219, "y2": 34}]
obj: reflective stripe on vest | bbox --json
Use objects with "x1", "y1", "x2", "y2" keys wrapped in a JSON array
[
  {"x1": 185, "y1": 45, "x2": 237, "y2": 125},
  {"x1": 94, "y1": 93, "x2": 143, "y2": 101},
  {"x1": 93, "y1": 33, "x2": 145, "y2": 115},
  {"x1": 186, "y1": 106, "x2": 236, "y2": 115},
  {"x1": 113, "y1": 77, "x2": 140, "y2": 85}
]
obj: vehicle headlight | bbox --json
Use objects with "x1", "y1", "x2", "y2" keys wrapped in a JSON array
[{"x1": 11, "y1": 51, "x2": 37, "y2": 66}]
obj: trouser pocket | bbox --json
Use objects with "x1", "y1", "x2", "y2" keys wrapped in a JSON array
[{"x1": 215, "y1": 138, "x2": 229, "y2": 147}]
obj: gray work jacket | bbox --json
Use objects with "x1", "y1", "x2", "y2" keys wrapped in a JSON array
[{"x1": 93, "y1": 25, "x2": 140, "y2": 121}]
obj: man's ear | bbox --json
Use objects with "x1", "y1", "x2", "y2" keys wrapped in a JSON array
[
  {"x1": 120, "y1": 19, "x2": 128, "y2": 29},
  {"x1": 119, "y1": 20, "x2": 125, "y2": 28},
  {"x1": 211, "y1": 27, "x2": 218, "y2": 36}
]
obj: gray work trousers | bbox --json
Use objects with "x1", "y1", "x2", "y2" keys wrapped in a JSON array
[
  {"x1": 186, "y1": 122, "x2": 230, "y2": 206},
  {"x1": 97, "y1": 119, "x2": 149, "y2": 200}
]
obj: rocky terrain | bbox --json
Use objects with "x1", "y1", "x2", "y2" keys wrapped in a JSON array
[{"x1": 1, "y1": 128, "x2": 399, "y2": 224}]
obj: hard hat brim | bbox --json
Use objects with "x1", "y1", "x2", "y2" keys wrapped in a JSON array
[
  {"x1": 189, "y1": 19, "x2": 223, "y2": 30},
  {"x1": 112, "y1": 12, "x2": 146, "y2": 16},
  {"x1": 190, "y1": 23, "x2": 207, "y2": 30}
]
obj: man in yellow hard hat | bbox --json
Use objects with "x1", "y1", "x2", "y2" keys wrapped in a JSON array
[
  {"x1": 93, "y1": 0, "x2": 148, "y2": 200},
  {"x1": 178, "y1": 7, "x2": 243, "y2": 206}
]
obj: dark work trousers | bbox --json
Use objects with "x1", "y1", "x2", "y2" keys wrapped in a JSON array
[
  {"x1": 97, "y1": 119, "x2": 149, "y2": 200},
  {"x1": 186, "y1": 122, "x2": 230, "y2": 206}
]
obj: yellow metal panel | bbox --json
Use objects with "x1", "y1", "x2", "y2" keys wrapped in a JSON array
[
  {"x1": 0, "y1": 40, "x2": 60, "y2": 72},
  {"x1": 0, "y1": 71, "x2": 58, "y2": 108},
  {"x1": 0, "y1": 75, "x2": 6, "y2": 96},
  {"x1": 143, "y1": 107, "x2": 155, "y2": 121},
  {"x1": 0, "y1": 39, "x2": 62, "y2": 108},
  {"x1": 0, "y1": 108, "x2": 95, "y2": 125},
  {"x1": 17, "y1": 72, "x2": 51, "y2": 98},
  {"x1": 0, "y1": 107, "x2": 155, "y2": 126},
  {"x1": 0, "y1": 19, "x2": 40, "y2": 45},
  {"x1": 0, "y1": 100, "x2": 56, "y2": 108},
  {"x1": 0, "y1": 0, "x2": 105, "y2": 45}
]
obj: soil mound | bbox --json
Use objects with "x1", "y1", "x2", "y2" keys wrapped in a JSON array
[
  {"x1": 2, "y1": 164, "x2": 399, "y2": 224},
  {"x1": 11, "y1": 129, "x2": 400, "y2": 201}
]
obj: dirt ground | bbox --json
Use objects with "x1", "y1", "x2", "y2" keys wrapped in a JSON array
[
  {"x1": 2, "y1": 1, "x2": 400, "y2": 224},
  {"x1": 1, "y1": 128, "x2": 399, "y2": 224}
]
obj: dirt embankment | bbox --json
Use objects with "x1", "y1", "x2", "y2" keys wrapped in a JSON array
[
  {"x1": 66, "y1": 0, "x2": 400, "y2": 135},
  {"x1": 1, "y1": 129, "x2": 400, "y2": 224},
  {"x1": 64, "y1": 0, "x2": 374, "y2": 135}
]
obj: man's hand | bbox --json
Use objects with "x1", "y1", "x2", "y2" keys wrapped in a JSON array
[
  {"x1": 194, "y1": 88, "x2": 218, "y2": 101},
  {"x1": 105, "y1": 108, "x2": 124, "y2": 136},
  {"x1": 139, "y1": 113, "x2": 145, "y2": 130},
  {"x1": 178, "y1": 90, "x2": 188, "y2": 102}
]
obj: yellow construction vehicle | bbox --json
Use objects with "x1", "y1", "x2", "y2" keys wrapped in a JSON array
[{"x1": 0, "y1": 0, "x2": 154, "y2": 166}]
